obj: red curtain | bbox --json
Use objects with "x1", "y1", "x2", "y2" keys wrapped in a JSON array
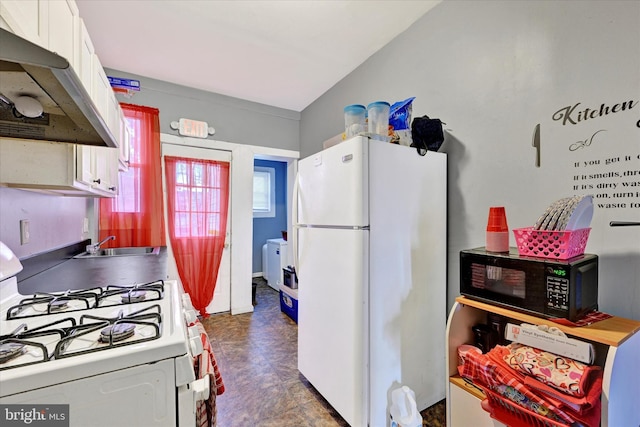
[
  {"x1": 99, "y1": 103, "x2": 166, "y2": 248},
  {"x1": 164, "y1": 156, "x2": 230, "y2": 317}
]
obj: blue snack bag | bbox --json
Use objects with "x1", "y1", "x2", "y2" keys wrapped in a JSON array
[{"x1": 389, "y1": 97, "x2": 415, "y2": 131}]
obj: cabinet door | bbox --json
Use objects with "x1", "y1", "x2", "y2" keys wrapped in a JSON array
[
  {"x1": 92, "y1": 146, "x2": 109, "y2": 191},
  {"x1": 118, "y1": 113, "x2": 131, "y2": 171},
  {"x1": 0, "y1": 0, "x2": 49, "y2": 47},
  {"x1": 91, "y1": 146, "x2": 118, "y2": 195},
  {"x1": 106, "y1": 147, "x2": 119, "y2": 194},
  {"x1": 77, "y1": 18, "x2": 95, "y2": 96},
  {"x1": 450, "y1": 384, "x2": 504, "y2": 427},
  {"x1": 48, "y1": 0, "x2": 78, "y2": 67},
  {"x1": 107, "y1": 92, "x2": 121, "y2": 147},
  {"x1": 76, "y1": 145, "x2": 94, "y2": 186},
  {"x1": 92, "y1": 55, "x2": 110, "y2": 121}
]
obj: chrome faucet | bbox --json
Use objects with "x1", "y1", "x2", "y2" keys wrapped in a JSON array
[{"x1": 87, "y1": 235, "x2": 116, "y2": 254}]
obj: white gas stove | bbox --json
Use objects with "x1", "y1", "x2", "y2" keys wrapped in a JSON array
[{"x1": 0, "y1": 243, "x2": 208, "y2": 426}]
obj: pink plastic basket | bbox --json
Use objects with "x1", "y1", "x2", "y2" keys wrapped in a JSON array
[{"x1": 512, "y1": 227, "x2": 590, "y2": 260}]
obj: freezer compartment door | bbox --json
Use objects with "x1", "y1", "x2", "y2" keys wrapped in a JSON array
[
  {"x1": 297, "y1": 226, "x2": 368, "y2": 427},
  {"x1": 297, "y1": 136, "x2": 368, "y2": 227}
]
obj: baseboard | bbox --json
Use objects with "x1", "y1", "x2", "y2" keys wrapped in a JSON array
[{"x1": 252, "y1": 272, "x2": 266, "y2": 278}]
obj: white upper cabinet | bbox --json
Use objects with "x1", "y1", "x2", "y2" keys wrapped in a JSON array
[
  {"x1": 77, "y1": 18, "x2": 95, "y2": 99},
  {"x1": 0, "y1": 0, "x2": 124, "y2": 192},
  {"x1": 48, "y1": 0, "x2": 79, "y2": 69},
  {"x1": 1, "y1": 0, "x2": 123, "y2": 150},
  {"x1": 90, "y1": 145, "x2": 119, "y2": 194},
  {"x1": 76, "y1": 143, "x2": 95, "y2": 186},
  {"x1": 91, "y1": 54, "x2": 121, "y2": 148},
  {"x1": 0, "y1": 139, "x2": 118, "y2": 197},
  {"x1": 92, "y1": 55, "x2": 110, "y2": 123},
  {"x1": 118, "y1": 111, "x2": 131, "y2": 171},
  {"x1": 107, "y1": 89, "x2": 121, "y2": 147},
  {"x1": 0, "y1": 0, "x2": 49, "y2": 48}
]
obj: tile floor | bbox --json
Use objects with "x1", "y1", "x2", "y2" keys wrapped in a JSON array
[{"x1": 201, "y1": 279, "x2": 446, "y2": 426}]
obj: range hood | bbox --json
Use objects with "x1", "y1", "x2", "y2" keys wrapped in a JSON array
[{"x1": 0, "y1": 28, "x2": 117, "y2": 147}]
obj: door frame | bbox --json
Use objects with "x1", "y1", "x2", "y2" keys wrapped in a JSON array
[{"x1": 161, "y1": 133, "x2": 299, "y2": 314}]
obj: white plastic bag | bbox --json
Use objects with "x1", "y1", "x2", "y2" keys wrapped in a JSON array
[{"x1": 389, "y1": 386, "x2": 423, "y2": 427}]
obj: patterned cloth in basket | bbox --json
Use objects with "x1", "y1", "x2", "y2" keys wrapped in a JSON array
[{"x1": 504, "y1": 343, "x2": 601, "y2": 397}]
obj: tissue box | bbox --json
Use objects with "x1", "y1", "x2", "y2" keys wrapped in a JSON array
[
  {"x1": 279, "y1": 284, "x2": 298, "y2": 323},
  {"x1": 505, "y1": 323, "x2": 594, "y2": 363}
]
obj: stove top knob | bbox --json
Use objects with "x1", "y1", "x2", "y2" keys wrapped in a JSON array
[
  {"x1": 187, "y1": 325, "x2": 200, "y2": 339},
  {"x1": 181, "y1": 294, "x2": 195, "y2": 310},
  {"x1": 189, "y1": 336, "x2": 203, "y2": 356},
  {"x1": 184, "y1": 309, "x2": 197, "y2": 325}
]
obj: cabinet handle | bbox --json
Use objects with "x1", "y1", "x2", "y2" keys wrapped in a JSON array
[
  {"x1": 108, "y1": 186, "x2": 116, "y2": 191},
  {"x1": 93, "y1": 178, "x2": 101, "y2": 184}
]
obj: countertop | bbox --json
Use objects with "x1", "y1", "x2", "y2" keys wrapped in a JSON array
[{"x1": 17, "y1": 241, "x2": 168, "y2": 295}]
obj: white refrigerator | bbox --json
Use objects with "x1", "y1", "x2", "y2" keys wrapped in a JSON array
[{"x1": 293, "y1": 136, "x2": 447, "y2": 427}]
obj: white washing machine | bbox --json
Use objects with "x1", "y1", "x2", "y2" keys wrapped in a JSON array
[
  {"x1": 266, "y1": 238, "x2": 288, "y2": 291},
  {"x1": 262, "y1": 244, "x2": 268, "y2": 280}
]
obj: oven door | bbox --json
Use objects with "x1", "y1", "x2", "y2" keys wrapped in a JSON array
[
  {"x1": 460, "y1": 254, "x2": 547, "y2": 315},
  {"x1": 0, "y1": 359, "x2": 179, "y2": 426}
]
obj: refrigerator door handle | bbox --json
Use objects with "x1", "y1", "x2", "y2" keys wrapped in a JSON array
[{"x1": 292, "y1": 172, "x2": 300, "y2": 276}]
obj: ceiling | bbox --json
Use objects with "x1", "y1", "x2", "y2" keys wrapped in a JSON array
[{"x1": 75, "y1": 0, "x2": 440, "y2": 112}]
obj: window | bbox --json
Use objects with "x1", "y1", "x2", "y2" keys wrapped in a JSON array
[
  {"x1": 98, "y1": 103, "x2": 165, "y2": 248},
  {"x1": 172, "y1": 159, "x2": 226, "y2": 238},
  {"x1": 253, "y1": 166, "x2": 275, "y2": 218}
]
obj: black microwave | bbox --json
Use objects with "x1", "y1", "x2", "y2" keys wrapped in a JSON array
[{"x1": 460, "y1": 248, "x2": 598, "y2": 321}]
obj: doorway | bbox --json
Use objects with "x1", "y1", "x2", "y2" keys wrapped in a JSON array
[
  {"x1": 162, "y1": 142, "x2": 232, "y2": 314},
  {"x1": 161, "y1": 132, "x2": 299, "y2": 315},
  {"x1": 252, "y1": 159, "x2": 289, "y2": 284}
]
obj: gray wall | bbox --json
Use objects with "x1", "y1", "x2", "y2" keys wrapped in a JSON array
[
  {"x1": 300, "y1": 0, "x2": 640, "y2": 320},
  {"x1": 106, "y1": 68, "x2": 300, "y2": 151}
]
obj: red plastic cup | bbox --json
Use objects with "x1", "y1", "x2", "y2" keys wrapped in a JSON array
[
  {"x1": 486, "y1": 207, "x2": 509, "y2": 252},
  {"x1": 487, "y1": 207, "x2": 508, "y2": 232}
]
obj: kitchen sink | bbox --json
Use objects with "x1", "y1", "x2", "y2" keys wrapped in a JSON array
[{"x1": 75, "y1": 246, "x2": 161, "y2": 258}]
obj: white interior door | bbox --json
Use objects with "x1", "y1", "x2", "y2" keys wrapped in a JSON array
[{"x1": 162, "y1": 143, "x2": 232, "y2": 314}]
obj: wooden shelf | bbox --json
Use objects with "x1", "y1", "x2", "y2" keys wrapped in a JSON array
[
  {"x1": 455, "y1": 296, "x2": 640, "y2": 347},
  {"x1": 449, "y1": 375, "x2": 486, "y2": 401}
]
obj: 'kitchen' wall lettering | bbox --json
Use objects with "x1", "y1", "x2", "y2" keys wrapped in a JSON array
[{"x1": 552, "y1": 99, "x2": 637, "y2": 126}]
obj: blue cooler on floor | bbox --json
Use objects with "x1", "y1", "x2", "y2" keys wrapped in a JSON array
[{"x1": 279, "y1": 284, "x2": 298, "y2": 323}]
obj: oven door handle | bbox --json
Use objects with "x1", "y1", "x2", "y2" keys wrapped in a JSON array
[
  {"x1": 176, "y1": 377, "x2": 209, "y2": 425},
  {"x1": 191, "y1": 377, "x2": 210, "y2": 407}
]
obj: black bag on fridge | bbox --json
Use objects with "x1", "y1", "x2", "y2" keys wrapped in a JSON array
[{"x1": 410, "y1": 115, "x2": 444, "y2": 155}]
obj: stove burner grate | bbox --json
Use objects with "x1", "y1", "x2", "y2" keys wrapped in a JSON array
[
  {"x1": 49, "y1": 299, "x2": 69, "y2": 311},
  {"x1": 121, "y1": 290, "x2": 146, "y2": 303},
  {"x1": 0, "y1": 342, "x2": 25, "y2": 364},
  {"x1": 53, "y1": 304, "x2": 162, "y2": 359},
  {"x1": 0, "y1": 318, "x2": 77, "y2": 370},
  {"x1": 98, "y1": 280, "x2": 165, "y2": 307},
  {"x1": 99, "y1": 323, "x2": 136, "y2": 343},
  {"x1": 6, "y1": 288, "x2": 104, "y2": 320}
]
